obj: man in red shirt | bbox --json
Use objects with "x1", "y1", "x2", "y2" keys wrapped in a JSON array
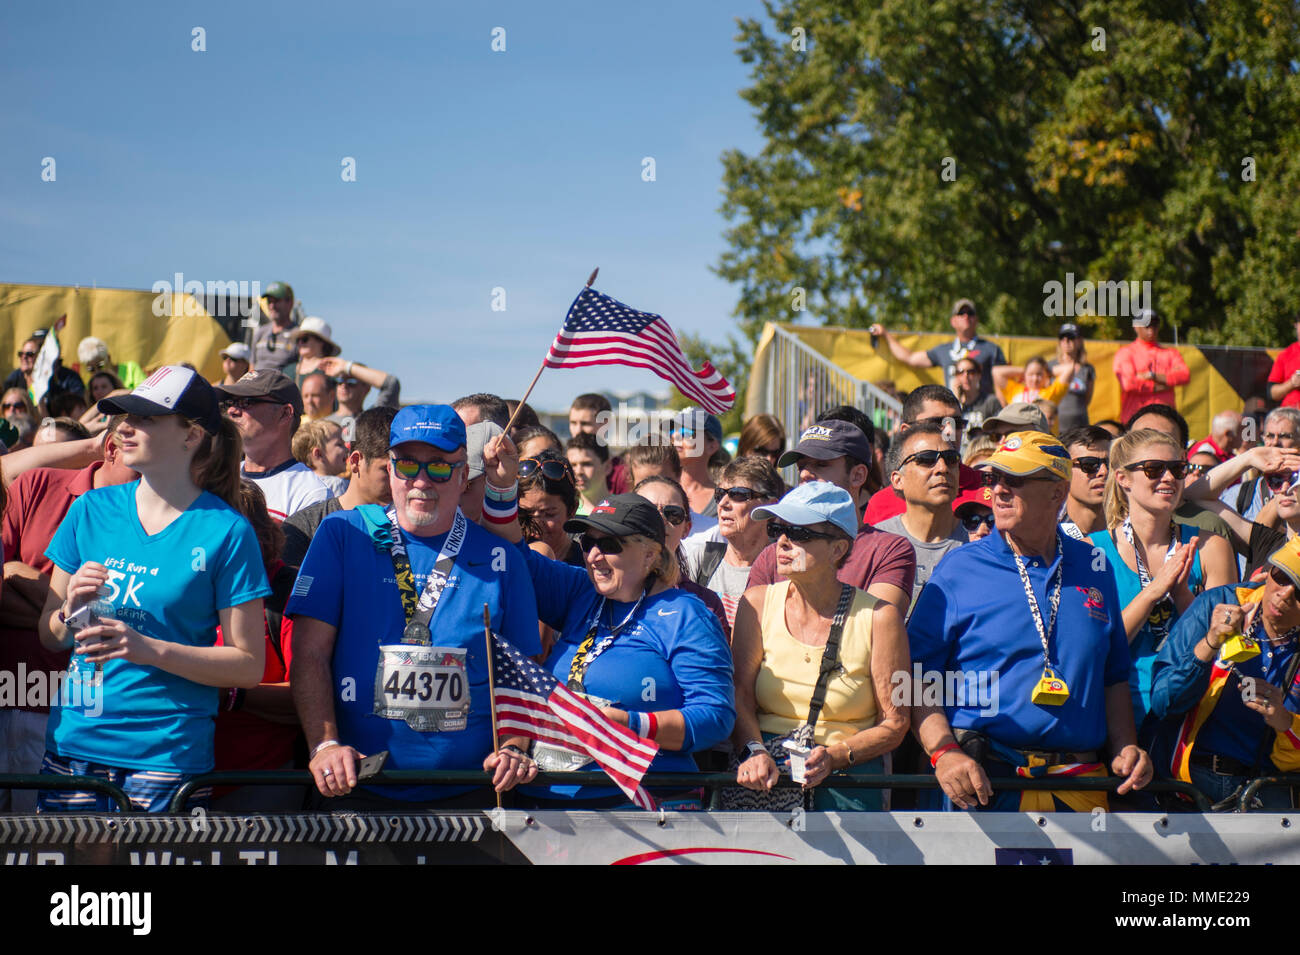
[
  {"x1": 1112, "y1": 309, "x2": 1190, "y2": 422},
  {"x1": 0, "y1": 418, "x2": 136, "y2": 810},
  {"x1": 1268, "y1": 316, "x2": 1300, "y2": 409}
]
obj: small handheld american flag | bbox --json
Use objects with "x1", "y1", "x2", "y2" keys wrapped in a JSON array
[
  {"x1": 544, "y1": 286, "x2": 735, "y2": 414},
  {"x1": 490, "y1": 633, "x2": 659, "y2": 810}
]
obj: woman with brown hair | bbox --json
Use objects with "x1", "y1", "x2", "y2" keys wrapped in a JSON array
[
  {"x1": 37, "y1": 366, "x2": 269, "y2": 812},
  {"x1": 737, "y1": 413, "x2": 787, "y2": 468}
]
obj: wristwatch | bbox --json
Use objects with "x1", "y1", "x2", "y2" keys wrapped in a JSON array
[{"x1": 743, "y1": 740, "x2": 767, "y2": 761}]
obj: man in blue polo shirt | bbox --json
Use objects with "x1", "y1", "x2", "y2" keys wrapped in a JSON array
[
  {"x1": 908, "y1": 431, "x2": 1152, "y2": 811},
  {"x1": 288, "y1": 405, "x2": 541, "y2": 808}
]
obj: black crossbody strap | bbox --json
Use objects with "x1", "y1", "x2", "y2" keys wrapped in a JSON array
[{"x1": 804, "y1": 584, "x2": 854, "y2": 731}]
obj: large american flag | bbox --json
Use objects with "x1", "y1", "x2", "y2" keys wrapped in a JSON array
[
  {"x1": 544, "y1": 286, "x2": 735, "y2": 414},
  {"x1": 491, "y1": 633, "x2": 659, "y2": 810}
]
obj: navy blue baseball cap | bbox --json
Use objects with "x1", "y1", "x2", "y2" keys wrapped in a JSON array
[{"x1": 389, "y1": 404, "x2": 466, "y2": 452}]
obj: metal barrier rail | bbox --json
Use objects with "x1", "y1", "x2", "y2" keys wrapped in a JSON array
[
  {"x1": 0, "y1": 774, "x2": 133, "y2": 812},
  {"x1": 759, "y1": 324, "x2": 903, "y2": 483},
  {"x1": 1237, "y1": 774, "x2": 1300, "y2": 812},
  {"x1": 108, "y1": 770, "x2": 1223, "y2": 815},
  {"x1": 0, "y1": 770, "x2": 1219, "y2": 814}
]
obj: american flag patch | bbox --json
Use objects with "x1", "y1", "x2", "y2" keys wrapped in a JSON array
[{"x1": 292, "y1": 575, "x2": 313, "y2": 598}]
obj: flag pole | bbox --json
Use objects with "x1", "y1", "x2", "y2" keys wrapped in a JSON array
[
  {"x1": 500, "y1": 267, "x2": 599, "y2": 436},
  {"x1": 483, "y1": 603, "x2": 504, "y2": 811}
]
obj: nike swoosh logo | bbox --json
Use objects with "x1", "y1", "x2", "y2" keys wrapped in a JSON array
[{"x1": 657, "y1": 609, "x2": 678, "y2": 617}]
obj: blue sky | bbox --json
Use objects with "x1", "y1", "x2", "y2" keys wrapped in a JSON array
[{"x1": 1, "y1": 0, "x2": 767, "y2": 411}]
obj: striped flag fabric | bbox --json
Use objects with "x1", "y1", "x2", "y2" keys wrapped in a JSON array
[
  {"x1": 544, "y1": 286, "x2": 735, "y2": 414},
  {"x1": 490, "y1": 633, "x2": 659, "y2": 810}
]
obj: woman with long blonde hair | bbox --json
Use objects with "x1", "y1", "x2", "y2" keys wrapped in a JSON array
[{"x1": 1088, "y1": 428, "x2": 1235, "y2": 732}]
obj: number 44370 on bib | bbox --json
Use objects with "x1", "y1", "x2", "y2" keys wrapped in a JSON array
[{"x1": 374, "y1": 645, "x2": 470, "y2": 732}]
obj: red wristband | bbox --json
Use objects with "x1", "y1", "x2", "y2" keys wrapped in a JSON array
[{"x1": 929, "y1": 742, "x2": 962, "y2": 768}]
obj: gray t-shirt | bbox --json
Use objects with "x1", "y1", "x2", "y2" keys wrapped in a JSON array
[
  {"x1": 875, "y1": 514, "x2": 968, "y2": 615},
  {"x1": 1047, "y1": 360, "x2": 1095, "y2": 432},
  {"x1": 281, "y1": 496, "x2": 345, "y2": 567},
  {"x1": 705, "y1": 556, "x2": 753, "y2": 630}
]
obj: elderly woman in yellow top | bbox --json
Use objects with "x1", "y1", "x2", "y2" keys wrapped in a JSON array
[{"x1": 730, "y1": 481, "x2": 909, "y2": 810}]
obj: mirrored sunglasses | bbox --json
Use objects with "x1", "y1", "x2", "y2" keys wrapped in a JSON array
[{"x1": 390, "y1": 457, "x2": 464, "y2": 482}]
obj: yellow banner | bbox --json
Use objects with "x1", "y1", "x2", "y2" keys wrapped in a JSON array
[
  {"x1": 0, "y1": 283, "x2": 231, "y2": 387},
  {"x1": 760, "y1": 324, "x2": 1274, "y2": 441}
]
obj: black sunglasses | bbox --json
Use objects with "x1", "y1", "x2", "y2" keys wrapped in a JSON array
[
  {"x1": 766, "y1": 521, "x2": 837, "y2": 544},
  {"x1": 658, "y1": 505, "x2": 687, "y2": 527},
  {"x1": 960, "y1": 511, "x2": 996, "y2": 531},
  {"x1": 981, "y1": 470, "x2": 1051, "y2": 490},
  {"x1": 17, "y1": 351, "x2": 38, "y2": 360},
  {"x1": 902, "y1": 448, "x2": 960, "y2": 469},
  {"x1": 578, "y1": 532, "x2": 625, "y2": 555},
  {"x1": 1186, "y1": 462, "x2": 1213, "y2": 476},
  {"x1": 520, "y1": 457, "x2": 575, "y2": 483},
  {"x1": 1072, "y1": 456, "x2": 1108, "y2": 477},
  {"x1": 713, "y1": 486, "x2": 764, "y2": 504},
  {"x1": 1270, "y1": 566, "x2": 1297, "y2": 589},
  {"x1": 1123, "y1": 459, "x2": 1188, "y2": 481}
]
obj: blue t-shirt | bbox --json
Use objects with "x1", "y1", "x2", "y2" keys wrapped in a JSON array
[
  {"x1": 522, "y1": 546, "x2": 735, "y2": 800},
  {"x1": 44, "y1": 482, "x2": 270, "y2": 773},
  {"x1": 286, "y1": 507, "x2": 541, "y2": 800},
  {"x1": 1088, "y1": 523, "x2": 1204, "y2": 731},
  {"x1": 908, "y1": 529, "x2": 1131, "y2": 753}
]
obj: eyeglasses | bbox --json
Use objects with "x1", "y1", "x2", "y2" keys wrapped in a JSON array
[
  {"x1": 981, "y1": 470, "x2": 1052, "y2": 490},
  {"x1": 953, "y1": 366, "x2": 980, "y2": 377},
  {"x1": 579, "y1": 532, "x2": 625, "y2": 555},
  {"x1": 960, "y1": 511, "x2": 996, "y2": 532},
  {"x1": 657, "y1": 505, "x2": 687, "y2": 527},
  {"x1": 16, "y1": 351, "x2": 38, "y2": 360},
  {"x1": 1186, "y1": 462, "x2": 1213, "y2": 476},
  {"x1": 1123, "y1": 459, "x2": 1188, "y2": 481},
  {"x1": 221, "y1": 397, "x2": 281, "y2": 413},
  {"x1": 765, "y1": 521, "x2": 837, "y2": 544},
  {"x1": 2, "y1": 401, "x2": 28, "y2": 411},
  {"x1": 713, "y1": 486, "x2": 764, "y2": 504},
  {"x1": 336, "y1": 377, "x2": 361, "y2": 387},
  {"x1": 756, "y1": 444, "x2": 783, "y2": 458},
  {"x1": 390, "y1": 457, "x2": 465, "y2": 482},
  {"x1": 519, "y1": 457, "x2": 574, "y2": 483},
  {"x1": 901, "y1": 448, "x2": 960, "y2": 469},
  {"x1": 1072, "y1": 456, "x2": 1108, "y2": 477}
]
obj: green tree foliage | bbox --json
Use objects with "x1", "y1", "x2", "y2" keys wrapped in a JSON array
[{"x1": 717, "y1": 0, "x2": 1300, "y2": 347}]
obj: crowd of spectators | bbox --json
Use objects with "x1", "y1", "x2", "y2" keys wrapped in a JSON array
[{"x1": 5, "y1": 287, "x2": 1300, "y2": 818}]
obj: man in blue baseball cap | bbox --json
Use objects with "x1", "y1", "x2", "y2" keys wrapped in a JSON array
[{"x1": 287, "y1": 405, "x2": 542, "y2": 812}]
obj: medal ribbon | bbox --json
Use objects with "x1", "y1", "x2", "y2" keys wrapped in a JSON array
[
  {"x1": 1012, "y1": 533, "x2": 1064, "y2": 672},
  {"x1": 567, "y1": 593, "x2": 646, "y2": 693},
  {"x1": 384, "y1": 507, "x2": 468, "y2": 644},
  {"x1": 1120, "y1": 518, "x2": 1178, "y2": 649}
]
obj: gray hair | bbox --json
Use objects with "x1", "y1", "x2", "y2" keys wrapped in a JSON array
[{"x1": 1266, "y1": 407, "x2": 1300, "y2": 434}]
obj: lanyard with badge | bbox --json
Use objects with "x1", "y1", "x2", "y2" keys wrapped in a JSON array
[
  {"x1": 567, "y1": 594, "x2": 646, "y2": 693},
  {"x1": 1013, "y1": 533, "x2": 1069, "y2": 705},
  {"x1": 531, "y1": 596, "x2": 646, "y2": 773},
  {"x1": 373, "y1": 506, "x2": 472, "y2": 731},
  {"x1": 1119, "y1": 519, "x2": 1181, "y2": 650}
]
